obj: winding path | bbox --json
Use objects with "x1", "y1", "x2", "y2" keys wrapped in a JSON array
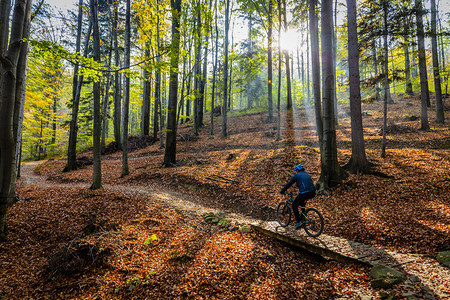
[{"x1": 19, "y1": 161, "x2": 450, "y2": 299}]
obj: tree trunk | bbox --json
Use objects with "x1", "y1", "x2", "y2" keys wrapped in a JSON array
[
  {"x1": 210, "y1": 0, "x2": 218, "y2": 135},
  {"x1": 317, "y1": 0, "x2": 347, "y2": 191},
  {"x1": 345, "y1": 0, "x2": 369, "y2": 174},
  {"x1": 193, "y1": 1, "x2": 202, "y2": 135},
  {"x1": 381, "y1": 3, "x2": 389, "y2": 158},
  {"x1": 404, "y1": 26, "x2": 413, "y2": 96},
  {"x1": 276, "y1": 0, "x2": 282, "y2": 141},
  {"x1": 142, "y1": 48, "x2": 151, "y2": 135},
  {"x1": 431, "y1": 0, "x2": 444, "y2": 124},
  {"x1": 90, "y1": 0, "x2": 102, "y2": 189},
  {"x1": 163, "y1": 0, "x2": 182, "y2": 167},
  {"x1": 0, "y1": 0, "x2": 32, "y2": 240},
  {"x1": 283, "y1": 0, "x2": 292, "y2": 110},
  {"x1": 121, "y1": 0, "x2": 131, "y2": 177},
  {"x1": 309, "y1": 0, "x2": 323, "y2": 146},
  {"x1": 65, "y1": 2, "x2": 89, "y2": 172},
  {"x1": 306, "y1": 27, "x2": 310, "y2": 104},
  {"x1": 113, "y1": 0, "x2": 121, "y2": 150},
  {"x1": 102, "y1": 44, "x2": 113, "y2": 148},
  {"x1": 267, "y1": 0, "x2": 273, "y2": 122},
  {"x1": 415, "y1": 0, "x2": 430, "y2": 130},
  {"x1": 153, "y1": 2, "x2": 161, "y2": 141},
  {"x1": 372, "y1": 39, "x2": 381, "y2": 101},
  {"x1": 222, "y1": 0, "x2": 230, "y2": 138}
]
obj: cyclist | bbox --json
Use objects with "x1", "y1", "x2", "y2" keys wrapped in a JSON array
[{"x1": 280, "y1": 164, "x2": 316, "y2": 230}]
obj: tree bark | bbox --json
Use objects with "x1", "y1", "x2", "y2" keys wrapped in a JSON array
[
  {"x1": 142, "y1": 48, "x2": 151, "y2": 135},
  {"x1": 65, "y1": 2, "x2": 90, "y2": 172},
  {"x1": 345, "y1": 0, "x2": 369, "y2": 174},
  {"x1": 210, "y1": 0, "x2": 218, "y2": 135},
  {"x1": 0, "y1": 0, "x2": 32, "y2": 239},
  {"x1": 121, "y1": 0, "x2": 131, "y2": 177},
  {"x1": 431, "y1": 0, "x2": 444, "y2": 124},
  {"x1": 283, "y1": 0, "x2": 292, "y2": 110},
  {"x1": 415, "y1": 0, "x2": 430, "y2": 131},
  {"x1": 317, "y1": 0, "x2": 347, "y2": 191},
  {"x1": 267, "y1": 0, "x2": 273, "y2": 122},
  {"x1": 90, "y1": 0, "x2": 102, "y2": 189},
  {"x1": 113, "y1": 0, "x2": 121, "y2": 150},
  {"x1": 404, "y1": 28, "x2": 413, "y2": 96},
  {"x1": 222, "y1": 0, "x2": 230, "y2": 138},
  {"x1": 381, "y1": 2, "x2": 389, "y2": 158},
  {"x1": 276, "y1": 0, "x2": 282, "y2": 141},
  {"x1": 163, "y1": 0, "x2": 182, "y2": 167},
  {"x1": 309, "y1": 0, "x2": 323, "y2": 147}
]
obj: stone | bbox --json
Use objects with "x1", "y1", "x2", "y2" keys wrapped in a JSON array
[
  {"x1": 402, "y1": 292, "x2": 418, "y2": 300},
  {"x1": 369, "y1": 264, "x2": 406, "y2": 289},
  {"x1": 437, "y1": 251, "x2": 450, "y2": 268},
  {"x1": 218, "y1": 218, "x2": 231, "y2": 228},
  {"x1": 239, "y1": 224, "x2": 251, "y2": 234}
]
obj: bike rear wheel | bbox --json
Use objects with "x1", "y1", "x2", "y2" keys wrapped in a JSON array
[
  {"x1": 276, "y1": 201, "x2": 291, "y2": 227},
  {"x1": 303, "y1": 208, "x2": 324, "y2": 237}
]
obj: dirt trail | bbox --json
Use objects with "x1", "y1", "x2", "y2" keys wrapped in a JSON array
[{"x1": 18, "y1": 161, "x2": 450, "y2": 298}]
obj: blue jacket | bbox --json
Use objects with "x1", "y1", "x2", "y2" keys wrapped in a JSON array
[{"x1": 280, "y1": 170, "x2": 316, "y2": 194}]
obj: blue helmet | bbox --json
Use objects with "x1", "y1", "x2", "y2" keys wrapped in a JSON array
[{"x1": 294, "y1": 164, "x2": 305, "y2": 172}]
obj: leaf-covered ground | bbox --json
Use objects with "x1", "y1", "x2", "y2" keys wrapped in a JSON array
[{"x1": 1, "y1": 96, "x2": 449, "y2": 298}]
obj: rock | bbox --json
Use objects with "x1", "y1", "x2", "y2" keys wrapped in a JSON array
[
  {"x1": 218, "y1": 218, "x2": 231, "y2": 228},
  {"x1": 369, "y1": 264, "x2": 406, "y2": 289},
  {"x1": 239, "y1": 224, "x2": 251, "y2": 234},
  {"x1": 437, "y1": 251, "x2": 450, "y2": 267},
  {"x1": 402, "y1": 292, "x2": 418, "y2": 300},
  {"x1": 409, "y1": 275, "x2": 420, "y2": 283}
]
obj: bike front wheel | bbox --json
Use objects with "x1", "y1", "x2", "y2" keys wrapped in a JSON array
[
  {"x1": 303, "y1": 208, "x2": 324, "y2": 237},
  {"x1": 276, "y1": 201, "x2": 291, "y2": 227}
]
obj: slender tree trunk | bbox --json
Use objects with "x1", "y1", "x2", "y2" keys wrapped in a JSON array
[
  {"x1": 404, "y1": 25, "x2": 413, "y2": 96},
  {"x1": 222, "y1": 0, "x2": 230, "y2": 138},
  {"x1": 346, "y1": 0, "x2": 369, "y2": 174},
  {"x1": 142, "y1": 47, "x2": 151, "y2": 135},
  {"x1": 102, "y1": 44, "x2": 113, "y2": 148},
  {"x1": 65, "y1": 3, "x2": 89, "y2": 172},
  {"x1": 267, "y1": 0, "x2": 274, "y2": 122},
  {"x1": 210, "y1": 0, "x2": 218, "y2": 135},
  {"x1": 121, "y1": 0, "x2": 131, "y2": 177},
  {"x1": 306, "y1": 27, "x2": 310, "y2": 105},
  {"x1": 154, "y1": 2, "x2": 161, "y2": 140},
  {"x1": 276, "y1": 0, "x2": 282, "y2": 141},
  {"x1": 113, "y1": 0, "x2": 121, "y2": 150},
  {"x1": 90, "y1": 0, "x2": 102, "y2": 189},
  {"x1": 283, "y1": 0, "x2": 292, "y2": 110},
  {"x1": 372, "y1": 39, "x2": 381, "y2": 101},
  {"x1": 431, "y1": 0, "x2": 444, "y2": 124},
  {"x1": 193, "y1": 1, "x2": 202, "y2": 135},
  {"x1": 185, "y1": 38, "x2": 192, "y2": 122},
  {"x1": 317, "y1": 0, "x2": 347, "y2": 191},
  {"x1": 163, "y1": 0, "x2": 182, "y2": 167},
  {"x1": 381, "y1": 3, "x2": 389, "y2": 158},
  {"x1": 247, "y1": 15, "x2": 253, "y2": 110},
  {"x1": 309, "y1": 0, "x2": 323, "y2": 146},
  {"x1": 415, "y1": 0, "x2": 430, "y2": 130}
]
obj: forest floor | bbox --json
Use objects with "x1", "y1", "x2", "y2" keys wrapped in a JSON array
[{"x1": 1, "y1": 95, "x2": 449, "y2": 299}]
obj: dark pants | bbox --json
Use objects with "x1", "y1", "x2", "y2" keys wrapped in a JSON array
[{"x1": 293, "y1": 191, "x2": 316, "y2": 223}]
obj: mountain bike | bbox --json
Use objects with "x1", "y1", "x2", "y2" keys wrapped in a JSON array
[{"x1": 276, "y1": 192, "x2": 324, "y2": 237}]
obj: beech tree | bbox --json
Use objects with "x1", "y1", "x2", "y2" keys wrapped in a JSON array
[
  {"x1": 90, "y1": 0, "x2": 102, "y2": 189},
  {"x1": 317, "y1": 0, "x2": 347, "y2": 191},
  {"x1": 415, "y1": 0, "x2": 429, "y2": 131},
  {"x1": 345, "y1": 0, "x2": 370, "y2": 174},
  {"x1": 163, "y1": 0, "x2": 182, "y2": 166},
  {"x1": 0, "y1": 0, "x2": 33, "y2": 239}
]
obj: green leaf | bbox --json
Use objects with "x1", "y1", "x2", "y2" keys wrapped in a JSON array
[{"x1": 144, "y1": 234, "x2": 158, "y2": 245}]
